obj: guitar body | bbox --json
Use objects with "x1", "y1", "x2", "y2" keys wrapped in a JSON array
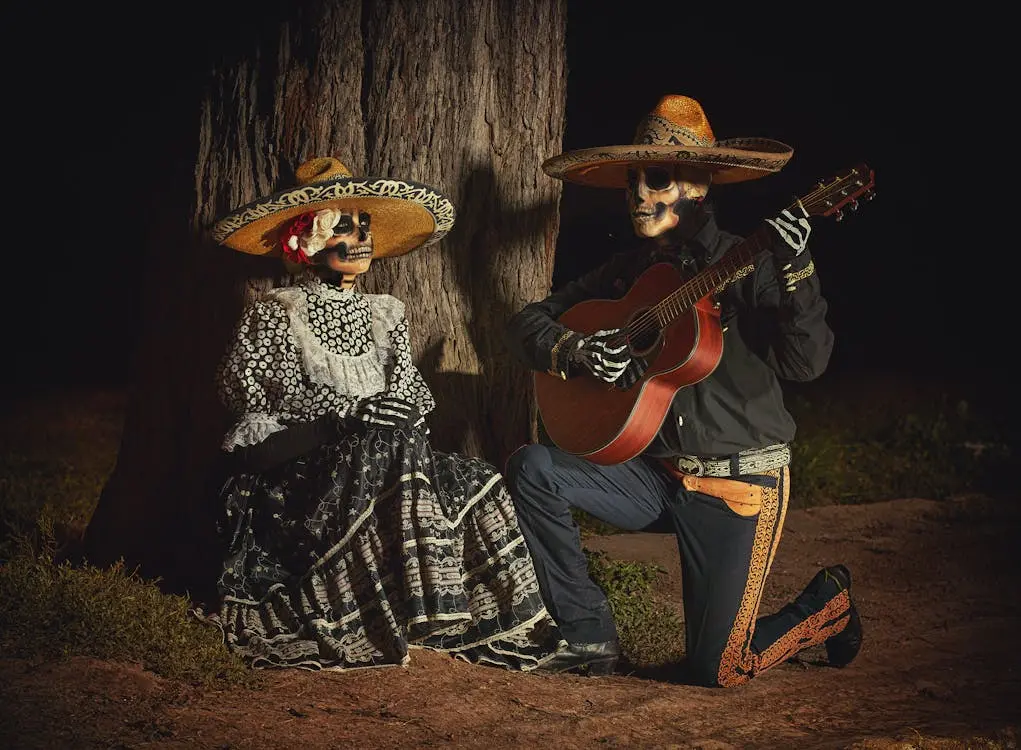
[
  {"x1": 534, "y1": 263, "x2": 723, "y2": 465},
  {"x1": 532, "y1": 164, "x2": 876, "y2": 466}
]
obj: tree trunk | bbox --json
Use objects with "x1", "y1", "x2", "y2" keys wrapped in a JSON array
[{"x1": 81, "y1": 0, "x2": 567, "y2": 598}]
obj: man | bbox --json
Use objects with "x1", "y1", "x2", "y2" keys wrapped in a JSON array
[{"x1": 504, "y1": 94, "x2": 862, "y2": 687}]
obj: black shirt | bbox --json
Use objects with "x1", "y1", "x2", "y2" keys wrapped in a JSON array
[{"x1": 505, "y1": 212, "x2": 834, "y2": 458}]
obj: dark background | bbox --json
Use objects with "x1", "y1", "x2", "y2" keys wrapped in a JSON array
[{"x1": 8, "y1": 3, "x2": 1009, "y2": 400}]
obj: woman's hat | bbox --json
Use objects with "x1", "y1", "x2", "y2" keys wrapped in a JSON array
[
  {"x1": 542, "y1": 94, "x2": 794, "y2": 188},
  {"x1": 211, "y1": 157, "x2": 456, "y2": 258}
]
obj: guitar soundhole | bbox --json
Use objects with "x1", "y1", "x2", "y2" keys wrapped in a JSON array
[{"x1": 627, "y1": 307, "x2": 661, "y2": 356}]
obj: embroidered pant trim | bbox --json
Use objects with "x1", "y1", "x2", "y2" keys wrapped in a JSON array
[
  {"x1": 710, "y1": 468, "x2": 850, "y2": 687},
  {"x1": 504, "y1": 444, "x2": 854, "y2": 687}
]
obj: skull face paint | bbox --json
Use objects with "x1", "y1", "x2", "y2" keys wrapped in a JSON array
[
  {"x1": 626, "y1": 165, "x2": 710, "y2": 238},
  {"x1": 319, "y1": 209, "x2": 374, "y2": 278}
]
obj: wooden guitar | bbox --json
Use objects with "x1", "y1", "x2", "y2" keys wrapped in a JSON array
[{"x1": 535, "y1": 163, "x2": 876, "y2": 465}]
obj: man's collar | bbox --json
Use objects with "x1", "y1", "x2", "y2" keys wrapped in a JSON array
[{"x1": 646, "y1": 210, "x2": 720, "y2": 262}]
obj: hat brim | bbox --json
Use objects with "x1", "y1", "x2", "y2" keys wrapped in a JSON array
[
  {"x1": 211, "y1": 176, "x2": 456, "y2": 258},
  {"x1": 542, "y1": 139, "x2": 793, "y2": 188}
]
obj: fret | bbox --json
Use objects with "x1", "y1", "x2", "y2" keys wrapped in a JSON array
[{"x1": 627, "y1": 164, "x2": 874, "y2": 340}]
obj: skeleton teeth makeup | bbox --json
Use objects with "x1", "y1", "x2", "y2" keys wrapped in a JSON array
[
  {"x1": 626, "y1": 166, "x2": 709, "y2": 238},
  {"x1": 306, "y1": 208, "x2": 376, "y2": 285}
]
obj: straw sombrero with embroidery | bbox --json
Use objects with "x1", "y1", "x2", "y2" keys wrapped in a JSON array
[
  {"x1": 211, "y1": 156, "x2": 456, "y2": 258},
  {"x1": 542, "y1": 94, "x2": 794, "y2": 188}
]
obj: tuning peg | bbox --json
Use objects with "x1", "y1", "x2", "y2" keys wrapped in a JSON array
[
  {"x1": 834, "y1": 210, "x2": 844, "y2": 222},
  {"x1": 848, "y1": 200, "x2": 859, "y2": 212},
  {"x1": 864, "y1": 190, "x2": 876, "y2": 201}
]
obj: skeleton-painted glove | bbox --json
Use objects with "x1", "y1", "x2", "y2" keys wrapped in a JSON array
[
  {"x1": 765, "y1": 201, "x2": 812, "y2": 265},
  {"x1": 568, "y1": 328, "x2": 632, "y2": 384},
  {"x1": 614, "y1": 355, "x2": 648, "y2": 390},
  {"x1": 347, "y1": 396, "x2": 424, "y2": 430}
]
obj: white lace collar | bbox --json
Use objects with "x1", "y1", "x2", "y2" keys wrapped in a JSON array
[{"x1": 300, "y1": 274, "x2": 358, "y2": 301}]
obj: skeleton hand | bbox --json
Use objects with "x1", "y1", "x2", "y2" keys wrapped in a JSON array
[
  {"x1": 614, "y1": 355, "x2": 648, "y2": 390},
  {"x1": 569, "y1": 329, "x2": 632, "y2": 384},
  {"x1": 765, "y1": 202, "x2": 812, "y2": 264},
  {"x1": 347, "y1": 396, "x2": 424, "y2": 430}
]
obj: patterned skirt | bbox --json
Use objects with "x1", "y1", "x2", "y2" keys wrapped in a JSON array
[{"x1": 202, "y1": 425, "x2": 564, "y2": 671}]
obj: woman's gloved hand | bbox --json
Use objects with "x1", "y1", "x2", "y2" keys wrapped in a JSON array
[{"x1": 347, "y1": 395, "x2": 424, "y2": 430}]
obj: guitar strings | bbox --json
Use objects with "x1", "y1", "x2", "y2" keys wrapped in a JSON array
[{"x1": 606, "y1": 172, "x2": 864, "y2": 349}]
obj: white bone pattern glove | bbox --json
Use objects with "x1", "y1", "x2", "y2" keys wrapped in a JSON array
[
  {"x1": 349, "y1": 396, "x2": 424, "y2": 430},
  {"x1": 615, "y1": 355, "x2": 648, "y2": 390},
  {"x1": 765, "y1": 202, "x2": 812, "y2": 263},
  {"x1": 569, "y1": 329, "x2": 632, "y2": 383}
]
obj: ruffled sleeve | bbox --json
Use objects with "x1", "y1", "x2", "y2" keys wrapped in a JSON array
[
  {"x1": 368, "y1": 295, "x2": 436, "y2": 417},
  {"x1": 216, "y1": 299, "x2": 303, "y2": 451}
]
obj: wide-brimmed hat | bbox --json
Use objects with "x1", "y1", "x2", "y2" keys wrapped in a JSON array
[
  {"x1": 211, "y1": 157, "x2": 456, "y2": 258},
  {"x1": 542, "y1": 94, "x2": 794, "y2": 188}
]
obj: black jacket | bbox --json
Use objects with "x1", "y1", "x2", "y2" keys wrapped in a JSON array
[{"x1": 505, "y1": 212, "x2": 834, "y2": 458}]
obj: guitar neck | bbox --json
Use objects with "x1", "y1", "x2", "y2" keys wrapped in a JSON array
[
  {"x1": 637, "y1": 163, "x2": 874, "y2": 333},
  {"x1": 649, "y1": 225, "x2": 772, "y2": 329}
]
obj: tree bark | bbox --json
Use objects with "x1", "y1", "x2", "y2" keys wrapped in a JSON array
[{"x1": 81, "y1": 0, "x2": 567, "y2": 597}]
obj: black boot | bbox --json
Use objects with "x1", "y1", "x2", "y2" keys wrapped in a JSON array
[
  {"x1": 822, "y1": 564, "x2": 863, "y2": 668},
  {"x1": 537, "y1": 640, "x2": 620, "y2": 676}
]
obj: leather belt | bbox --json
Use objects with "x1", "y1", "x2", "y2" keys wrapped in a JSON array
[{"x1": 664, "y1": 443, "x2": 791, "y2": 478}]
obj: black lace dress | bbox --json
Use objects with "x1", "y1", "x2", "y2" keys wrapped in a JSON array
[{"x1": 204, "y1": 276, "x2": 563, "y2": 670}]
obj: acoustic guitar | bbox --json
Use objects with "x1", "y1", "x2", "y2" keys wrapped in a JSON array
[{"x1": 535, "y1": 163, "x2": 876, "y2": 465}]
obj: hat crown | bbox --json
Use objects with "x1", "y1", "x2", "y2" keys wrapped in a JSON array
[
  {"x1": 295, "y1": 157, "x2": 353, "y2": 185},
  {"x1": 633, "y1": 95, "x2": 716, "y2": 148}
]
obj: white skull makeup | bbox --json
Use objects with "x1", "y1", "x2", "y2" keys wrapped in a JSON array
[
  {"x1": 318, "y1": 208, "x2": 373, "y2": 278},
  {"x1": 625, "y1": 165, "x2": 710, "y2": 238},
  {"x1": 324, "y1": 209, "x2": 372, "y2": 261}
]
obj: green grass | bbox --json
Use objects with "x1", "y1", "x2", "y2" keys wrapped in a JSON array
[
  {"x1": 0, "y1": 387, "x2": 125, "y2": 555},
  {"x1": 0, "y1": 375, "x2": 1013, "y2": 680},
  {"x1": 0, "y1": 388, "x2": 253, "y2": 687},
  {"x1": 0, "y1": 527, "x2": 253, "y2": 686},
  {"x1": 785, "y1": 373, "x2": 1011, "y2": 508},
  {"x1": 585, "y1": 550, "x2": 685, "y2": 668}
]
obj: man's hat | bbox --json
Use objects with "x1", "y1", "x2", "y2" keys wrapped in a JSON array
[
  {"x1": 211, "y1": 157, "x2": 456, "y2": 258},
  {"x1": 542, "y1": 94, "x2": 794, "y2": 188}
]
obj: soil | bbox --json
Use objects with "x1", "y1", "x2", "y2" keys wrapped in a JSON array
[{"x1": 2, "y1": 493, "x2": 1019, "y2": 750}]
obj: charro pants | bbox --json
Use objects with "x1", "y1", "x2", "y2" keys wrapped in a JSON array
[{"x1": 504, "y1": 443, "x2": 852, "y2": 687}]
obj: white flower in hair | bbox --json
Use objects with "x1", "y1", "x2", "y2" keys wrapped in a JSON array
[{"x1": 299, "y1": 208, "x2": 343, "y2": 257}]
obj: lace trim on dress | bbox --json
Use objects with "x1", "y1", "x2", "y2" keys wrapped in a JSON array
[
  {"x1": 222, "y1": 412, "x2": 288, "y2": 451},
  {"x1": 367, "y1": 293, "x2": 406, "y2": 368},
  {"x1": 264, "y1": 286, "x2": 398, "y2": 398}
]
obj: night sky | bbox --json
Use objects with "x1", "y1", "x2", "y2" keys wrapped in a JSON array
[{"x1": 9, "y1": 4, "x2": 1008, "y2": 400}]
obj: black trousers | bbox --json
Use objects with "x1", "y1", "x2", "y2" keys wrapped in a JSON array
[{"x1": 504, "y1": 443, "x2": 852, "y2": 687}]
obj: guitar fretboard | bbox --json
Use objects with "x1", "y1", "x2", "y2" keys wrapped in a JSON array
[{"x1": 624, "y1": 163, "x2": 873, "y2": 341}]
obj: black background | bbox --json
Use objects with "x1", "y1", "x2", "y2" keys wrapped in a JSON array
[{"x1": 8, "y1": 3, "x2": 1010, "y2": 399}]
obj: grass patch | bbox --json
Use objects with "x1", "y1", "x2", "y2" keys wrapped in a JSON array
[
  {"x1": 585, "y1": 550, "x2": 684, "y2": 667},
  {"x1": 0, "y1": 387, "x2": 125, "y2": 555},
  {"x1": 0, "y1": 525, "x2": 254, "y2": 687},
  {"x1": 0, "y1": 388, "x2": 254, "y2": 687},
  {"x1": 786, "y1": 374, "x2": 1012, "y2": 508}
]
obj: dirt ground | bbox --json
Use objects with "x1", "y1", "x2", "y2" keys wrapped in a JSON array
[{"x1": 2, "y1": 493, "x2": 1018, "y2": 750}]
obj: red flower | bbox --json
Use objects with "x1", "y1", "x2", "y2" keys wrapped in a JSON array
[{"x1": 280, "y1": 211, "x2": 316, "y2": 264}]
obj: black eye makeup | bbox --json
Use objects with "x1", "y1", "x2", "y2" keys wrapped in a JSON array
[
  {"x1": 333, "y1": 214, "x2": 355, "y2": 235},
  {"x1": 644, "y1": 166, "x2": 672, "y2": 191},
  {"x1": 358, "y1": 212, "x2": 371, "y2": 229}
]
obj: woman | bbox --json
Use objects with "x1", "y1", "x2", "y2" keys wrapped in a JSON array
[{"x1": 202, "y1": 157, "x2": 564, "y2": 671}]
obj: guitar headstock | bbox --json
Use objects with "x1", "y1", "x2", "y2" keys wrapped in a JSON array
[{"x1": 800, "y1": 163, "x2": 876, "y2": 221}]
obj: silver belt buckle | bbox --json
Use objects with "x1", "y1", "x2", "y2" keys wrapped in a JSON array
[{"x1": 675, "y1": 455, "x2": 705, "y2": 476}]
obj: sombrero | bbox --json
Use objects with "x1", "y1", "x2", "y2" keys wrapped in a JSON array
[
  {"x1": 211, "y1": 156, "x2": 456, "y2": 258},
  {"x1": 542, "y1": 94, "x2": 794, "y2": 188}
]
